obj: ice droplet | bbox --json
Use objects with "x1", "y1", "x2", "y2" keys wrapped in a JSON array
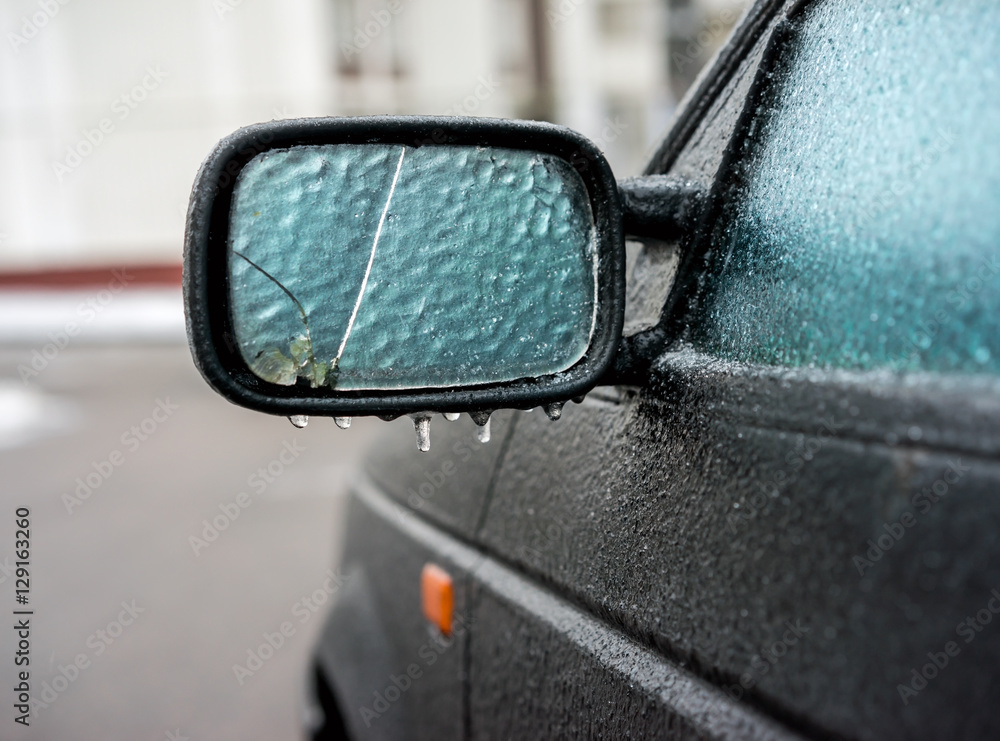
[
  {"x1": 409, "y1": 414, "x2": 432, "y2": 452},
  {"x1": 288, "y1": 415, "x2": 309, "y2": 429},
  {"x1": 543, "y1": 402, "x2": 565, "y2": 421},
  {"x1": 468, "y1": 410, "x2": 492, "y2": 444},
  {"x1": 443, "y1": 413, "x2": 460, "y2": 422},
  {"x1": 335, "y1": 417, "x2": 352, "y2": 429}
]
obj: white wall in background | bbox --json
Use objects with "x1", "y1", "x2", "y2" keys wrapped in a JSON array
[
  {"x1": 0, "y1": 0, "x2": 673, "y2": 271},
  {"x1": 0, "y1": 0, "x2": 338, "y2": 270}
]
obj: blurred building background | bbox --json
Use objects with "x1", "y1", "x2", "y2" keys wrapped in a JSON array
[
  {"x1": 0, "y1": 2, "x2": 747, "y2": 738},
  {"x1": 0, "y1": 0, "x2": 746, "y2": 274}
]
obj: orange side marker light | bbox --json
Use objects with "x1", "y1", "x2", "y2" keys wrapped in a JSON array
[{"x1": 421, "y1": 563, "x2": 454, "y2": 636}]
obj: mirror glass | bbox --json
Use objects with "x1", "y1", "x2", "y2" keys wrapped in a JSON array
[{"x1": 227, "y1": 144, "x2": 597, "y2": 391}]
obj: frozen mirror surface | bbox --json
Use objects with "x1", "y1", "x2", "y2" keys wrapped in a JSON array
[
  {"x1": 694, "y1": 0, "x2": 1000, "y2": 374},
  {"x1": 227, "y1": 144, "x2": 597, "y2": 390}
]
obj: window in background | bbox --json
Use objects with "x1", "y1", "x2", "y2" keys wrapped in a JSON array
[
  {"x1": 666, "y1": 0, "x2": 747, "y2": 101},
  {"x1": 334, "y1": 0, "x2": 362, "y2": 77},
  {"x1": 597, "y1": 0, "x2": 645, "y2": 40},
  {"x1": 334, "y1": 0, "x2": 406, "y2": 113},
  {"x1": 495, "y1": 0, "x2": 543, "y2": 118}
]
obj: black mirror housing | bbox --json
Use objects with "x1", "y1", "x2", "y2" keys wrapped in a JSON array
[{"x1": 184, "y1": 116, "x2": 625, "y2": 420}]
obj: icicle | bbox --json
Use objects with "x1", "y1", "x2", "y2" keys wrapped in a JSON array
[
  {"x1": 443, "y1": 413, "x2": 460, "y2": 422},
  {"x1": 409, "y1": 413, "x2": 432, "y2": 452},
  {"x1": 477, "y1": 417, "x2": 491, "y2": 443},
  {"x1": 288, "y1": 415, "x2": 309, "y2": 429},
  {"x1": 335, "y1": 417, "x2": 352, "y2": 429},
  {"x1": 543, "y1": 402, "x2": 565, "y2": 421},
  {"x1": 469, "y1": 410, "x2": 493, "y2": 444}
]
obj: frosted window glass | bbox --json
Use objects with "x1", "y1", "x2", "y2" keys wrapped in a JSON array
[{"x1": 693, "y1": 0, "x2": 1000, "y2": 374}]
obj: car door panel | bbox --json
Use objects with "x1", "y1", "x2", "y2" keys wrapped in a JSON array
[
  {"x1": 476, "y1": 357, "x2": 1000, "y2": 740},
  {"x1": 318, "y1": 479, "x2": 482, "y2": 741},
  {"x1": 467, "y1": 554, "x2": 803, "y2": 741},
  {"x1": 364, "y1": 410, "x2": 518, "y2": 538}
]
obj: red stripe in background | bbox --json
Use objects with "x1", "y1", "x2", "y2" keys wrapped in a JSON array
[{"x1": 0, "y1": 264, "x2": 182, "y2": 289}]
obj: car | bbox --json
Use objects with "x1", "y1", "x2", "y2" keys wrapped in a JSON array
[{"x1": 184, "y1": 0, "x2": 1000, "y2": 738}]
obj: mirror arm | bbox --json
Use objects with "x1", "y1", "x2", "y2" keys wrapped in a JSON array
[
  {"x1": 617, "y1": 175, "x2": 704, "y2": 242},
  {"x1": 599, "y1": 326, "x2": 670, "y2": 387},
  {"x1": 598, "y1": 176, "x2": 704, "y2": 386}
]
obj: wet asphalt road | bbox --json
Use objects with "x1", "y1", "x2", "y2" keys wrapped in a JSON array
[{"x1": 0, "y1": 341, "x2": 385, "y2": 740}]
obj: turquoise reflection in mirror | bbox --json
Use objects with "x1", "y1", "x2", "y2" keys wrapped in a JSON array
[{"x1": 227, "y1": 144, "x2": 597, "y2": 391}]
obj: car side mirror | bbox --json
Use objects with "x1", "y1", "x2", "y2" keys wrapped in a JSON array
[{"x1": 184, "y1": 116, "x2": 698, "y2": 449}]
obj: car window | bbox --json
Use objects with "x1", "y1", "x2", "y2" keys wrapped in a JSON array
[{"x1": 689, "y1": 0, "x2": 1000, "y2": 374}]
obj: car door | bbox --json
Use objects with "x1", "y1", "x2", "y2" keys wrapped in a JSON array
[
  {"x1": 313, "y1": 409, "x2": 519, "y2": 741},
  {"x1": 468, "y1": 1, "x2": 1000, "y2": 739}
]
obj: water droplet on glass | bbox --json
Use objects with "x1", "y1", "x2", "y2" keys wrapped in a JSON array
[
  {"x1": 409, "y1": 414, "x2": 432, "y2": 452},
  {"x1": 335, "y1": 417, "x2": 352, "y2": 429},
  {"x1": 543, "y1": 402, "x2": 565, "y2": 421},
  {"x1": 443, "y1": 413, "x2": 460, "y2": 422},
  {"x1": 289, "y1": 415, "x2": 309, "y2": 429}
]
